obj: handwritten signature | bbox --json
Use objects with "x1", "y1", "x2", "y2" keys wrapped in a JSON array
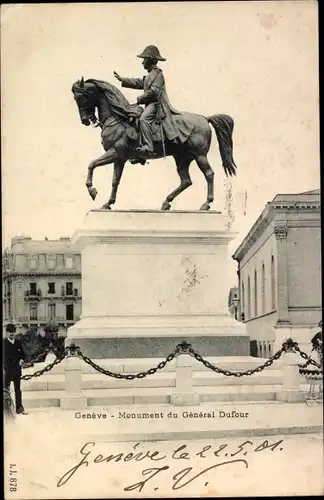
[{"x1": 57, "y1": 438, "x2": 284, "y2": 492}]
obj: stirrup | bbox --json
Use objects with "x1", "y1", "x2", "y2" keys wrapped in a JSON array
[{"x1": 135, "y1": 146, "x2": 156, "y2": 158}]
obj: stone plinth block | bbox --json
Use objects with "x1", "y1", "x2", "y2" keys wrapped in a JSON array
[
  {"x1": 170, "y1": 354, "x2": 200, "y2": 406},
  {"x1": 66, "y1": 210, "x2": 249, "y2": 358},
  {"x1": 276, "y1": 352, "x2": 304, "y2": 403},
  {"x1": 60, "y1": 356, "x2": 88, "y2": 410}
]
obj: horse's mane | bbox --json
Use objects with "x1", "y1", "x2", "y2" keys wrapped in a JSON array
[{"x1": 86, "y1": 78, "x2": 132, "y2": 120}]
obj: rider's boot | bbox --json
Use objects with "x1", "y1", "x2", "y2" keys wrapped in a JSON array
[{"x1": 135, "y1": 144, "x2": 156, "y2": 158}]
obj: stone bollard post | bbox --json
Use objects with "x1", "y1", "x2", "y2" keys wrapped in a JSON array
[
  {"x1": 276, "y1": 351, "x2": 304, "y2": 403},
  {"x1": 60, "y1": 354, "x2": 87, "y2": 410},
  {"x1": 170, "y1": 353, "x2": 200, "y2": 406}
]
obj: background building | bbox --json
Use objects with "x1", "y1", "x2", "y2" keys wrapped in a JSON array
[
  {"x1": 232, "y1": 189, "x2": 321, "y2": 356},
  {"x1": 2, "y1": 235, "x2": 82, "y2": 336}
]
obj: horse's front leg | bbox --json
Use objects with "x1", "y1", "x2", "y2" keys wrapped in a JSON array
[
  {"x1": 102, "y1": 160, "x2": 125, "y2": 210},
  {"x1": 86, "y1": 149, "x2": 117, "y2": 200}
]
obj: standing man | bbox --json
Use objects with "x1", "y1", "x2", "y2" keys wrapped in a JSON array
[
  {"x1": 3, "y1": 323, "x2": 28, "y2": 415},
  {"x1": 114, "y1": 45, "x2": 181, "y2": 158}
]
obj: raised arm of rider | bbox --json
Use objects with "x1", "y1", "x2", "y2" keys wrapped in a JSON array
[{"x1": 121, "y1": 77, "x2": 145, "y2": 90}]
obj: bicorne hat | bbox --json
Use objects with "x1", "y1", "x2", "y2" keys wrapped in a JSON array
[{"x1": 137, "y1": 45, "x2": 166, "y2": 61}]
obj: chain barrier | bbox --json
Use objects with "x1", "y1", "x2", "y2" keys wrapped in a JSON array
[
  {"x1": 19, "y1": 338, "x2": 322, "y2": 381},
  {"x1": 21, "y1": 349, "x2": 69, "y2": 380},
  {"x1": 23, "y1": 349, "x2": 49, "y2": 367},
  {"x1": 187, "y1": 345, "x2": 284, "y2": 377},
  {"x1": 75, "y1": 345, "x2": 182, "y2": 380},
  {"x1": 294, "y1": 345, "x2": 322, "y2": 369}
]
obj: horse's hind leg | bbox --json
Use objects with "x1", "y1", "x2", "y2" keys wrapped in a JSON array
[
  {"x1": 161, "y1": 156, "x2": 192, "y2": 211},
  {"x1": 194, "y1": 155, "x2": 215, "y2": 211}
]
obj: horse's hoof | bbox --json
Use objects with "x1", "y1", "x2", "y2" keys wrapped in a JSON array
[
  {"x1": 161, "y1": 201, "x2": 171, "y2": 211},
  {"x1": 199, "y1": 202, "x2": 210, "y2": 211},
  {"x1": 88, "y1": 187, "x2": 98, "y2": 200}
]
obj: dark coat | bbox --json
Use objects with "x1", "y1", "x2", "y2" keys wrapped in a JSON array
[
  {"x1": 121, "y1": 67, "x2": 184, "y2": 141},
  {"x1": 3, "y1": 338, "x2": 26, "y2": 374}
]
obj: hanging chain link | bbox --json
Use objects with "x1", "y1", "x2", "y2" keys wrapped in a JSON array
[
  {"x1": 294, "y1": 345, "x2": 322, "y2": 369},
  {"x1": 76, "y1": 344, "x2": 182, "y2": 380},
  {"x1": 187, "y1": 346, "x2": 285, "y2": 376},
  {"x1": 23, "y1": 349, "x2": 48, "y2": 366},
  {"x1": 21, "y1": 349, "x2": 69, "y2": 380}
]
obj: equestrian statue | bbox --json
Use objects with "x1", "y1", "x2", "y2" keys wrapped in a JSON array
[{"x1": 71, "y1": 45, "x2": 237, "y2": 211}]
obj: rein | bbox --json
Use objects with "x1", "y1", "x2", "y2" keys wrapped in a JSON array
[
  {"x1": 74, "y1": 83, "x2": 134, "y2": 131},
  {"x1": 90, "y1": 116, "x2": 103, "y2": 129}
]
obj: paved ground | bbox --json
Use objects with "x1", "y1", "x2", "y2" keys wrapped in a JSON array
[
  {"x1": 6, "y1": 400, "x2": 323, "y2": 441},
  {"x1": 4, "y1": 402, "x2": 323, "y2": 499}
]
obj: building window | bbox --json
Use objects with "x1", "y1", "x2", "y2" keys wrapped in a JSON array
[
  {"x1": 241, "y1": 282, "x2": 245, "y2": 318},
  {"x1": 254, "y1": 270, "x2": 258, "y2": 317},
  {"x1": 30, "y1": 255, "x2": 38, "y2": 270},
  {"x1": 29, "y1": 303, "x2": 38, "y2": 320},
  {"x1": 261, "y1": 263, "x2": 266, "y2": 314},
  {"x1": 65, "y1": 256, "x2": 73, "y2": 269},
  {"x1": 47, "y1": 255, "x2": 56, "y2": 270},
  {"x1": 57, "y1": 255, "x2": 64, "y2": 267},
  {"x1": 29, "y1": 282, "x2": 37, "y2": 295},
  {"x1": 271, "y1": 255, "x2": 276, "y2": 310},
  {"x1": 66, "y1": 304, "x2": 74, "y2": 321},
  {"x1": 48, "y1": 303, "x2": 56, "y2": 320},
  {"x1": 48, "y1": 282, "x2": 56, "y2": 294},
  {"x1": 66, "y1": 282, "x2": 73, "y2": 295},
  {"x1": 247, "y1": 276, "x2": 251, "y2": 319}
]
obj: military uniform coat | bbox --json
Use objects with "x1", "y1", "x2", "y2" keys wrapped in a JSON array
[{"x1": 121, "y1": 67, "x2": 182, "y2": 142}]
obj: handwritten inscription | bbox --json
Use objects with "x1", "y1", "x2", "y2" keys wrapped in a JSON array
[{"x1": 57, "y1": 438, "x2": 284, "y2": 492}]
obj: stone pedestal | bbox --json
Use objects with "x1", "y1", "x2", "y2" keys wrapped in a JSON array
[{"x1": 66, "y1": 210, "x2": 249, "y2": 358}]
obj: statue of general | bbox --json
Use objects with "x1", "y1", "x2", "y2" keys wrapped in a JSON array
[
  {"x1": 71, "y1": 45, "x2": 238, "y2": 211},
  {"x1": 114, "y1": 45, "x2": 181, "y2": 158}
]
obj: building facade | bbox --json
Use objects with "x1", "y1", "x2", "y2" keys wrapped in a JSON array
[
  {"x1": 3, "y1": 236, "x2": 82, "y2": 336},
  {"x1": 232, "y1": 190, "x2": 321, "y2": 356}
]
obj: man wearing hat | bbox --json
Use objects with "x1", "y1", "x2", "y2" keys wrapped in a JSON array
[
  {"x1": 114, "y1": 45, "x2": 181, "y2": 158},
  {"x1": 3, "y1": 323, "x2": 28, "y2": 415}
]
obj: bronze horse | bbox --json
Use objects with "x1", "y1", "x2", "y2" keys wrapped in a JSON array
[{"x1": 71, "y1": 77, "x2": 237, "y2": 211}]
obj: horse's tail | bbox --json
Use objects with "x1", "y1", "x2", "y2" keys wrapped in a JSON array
[{"x1": 207, "y1": 114, "x2": 237, "y2": 177}]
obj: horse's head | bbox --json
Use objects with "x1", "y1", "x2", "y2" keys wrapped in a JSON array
[{"x1": 71, "y1": 77, "x2": 98, "y2": 126}]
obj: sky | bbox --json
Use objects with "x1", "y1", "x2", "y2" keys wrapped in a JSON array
[{"x1": 1, "y1": 1, "x2": 320, "y2": 285}]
